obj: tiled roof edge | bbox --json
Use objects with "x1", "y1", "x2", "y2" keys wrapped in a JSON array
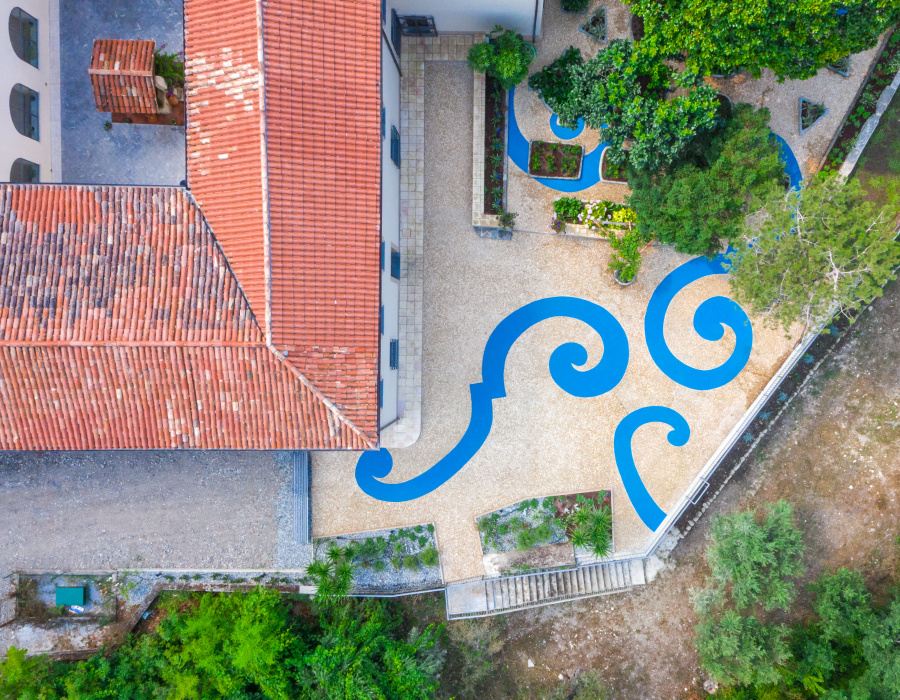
[
  {"x1": 273, "y1": 348, "x2": 379, "y2": 450},
  {"x1": 256, "y1": 0, "x2": 273, "y2": 347}
]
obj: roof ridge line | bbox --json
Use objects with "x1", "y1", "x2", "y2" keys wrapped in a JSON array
[
  {"x1": 0, "y1": 341, "x2": 268, "y2": 347},
  {"x1": 269, "y1": 344, "x2": 378, "y2": 450}
]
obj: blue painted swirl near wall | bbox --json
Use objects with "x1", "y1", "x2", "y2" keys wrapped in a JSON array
[
  {"x1": 356, "y1": 297, "x2": 630, "y2": 502},
  {"x1": 644, "y1": 254, "x2": 753, "y2": 391},
  {"x1": 613, "y1": 406, "x2": 691, "y2": 531}
]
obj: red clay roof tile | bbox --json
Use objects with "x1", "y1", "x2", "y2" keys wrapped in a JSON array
[{"x1": 89, "y1": 39, "x2": 158, "y2": 114}]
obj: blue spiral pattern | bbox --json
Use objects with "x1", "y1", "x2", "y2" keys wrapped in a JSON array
[
  {"x1": 613, "y1": 406, "x2": 690, "y2": 531},
  {"x1": 644, "y1": 254, "x2": 753, "y2": 391},
  {"x1": 356, "y1": 297, "x2": 629, "y2": 502}
]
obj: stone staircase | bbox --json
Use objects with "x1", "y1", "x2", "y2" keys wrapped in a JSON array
[{"x1": 445, "y1": 559, "x2": 645, "y2": 619}]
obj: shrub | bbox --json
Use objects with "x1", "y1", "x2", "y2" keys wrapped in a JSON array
[
  {"x1": 549, "y1": 669, "x2": 612, "y2": 700},
  {"x1": 706, "y1": 500, "x2": 806, "y2": 611},
  {"x1": 627, "y1": 104, "x2": 783, "y2": 256},
  {"x1": 528, "y1": 46, "x2": 584, "y2": 110},
  {"x1": 468, "y1": 26, "x2": 533, "y2": 90},
  {"x1": 419, "y1": 547, "x2": 439, "y2": 567},
  {"x1": 561, "y1": 0, "x2": 590, "y2": 11},
  {"x1": 446, "y1": 618, "x2": 505, "y2": 697},
  {"x1": 608, "y1": 229, "x2": 643, "y2": 283},
  {"x1": 553, "y1": 196, "x2": 584, "y2": 222},
  {"x1": 552, "y1": 39, "x2": 719, "y2": 172},
  {"x1": 403, "y1": 555, "x2": 420, "y2": 571},
  {"x1": 695, "y1": 610, "x2": 790, "y2": 686}
]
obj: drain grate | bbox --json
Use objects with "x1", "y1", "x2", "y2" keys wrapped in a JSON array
[{"x1": 293, "y1": 451, "x2": 310, "y2": 544}]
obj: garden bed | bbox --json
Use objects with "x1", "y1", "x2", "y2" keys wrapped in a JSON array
[
  {"x1": 483, "y1": 75, "x2": 507, "y2": 215},
  {"x1": 579, "y1": 7, "x2": 607, "y2": 43},
  {"x1": 600, "y1": 148, "x2": 628, "y2": 183},
  {"x1": 314, "y1": 524, "x2": 441, "y2": 590},
  {"x1": 528, "y1": 140, "x2": 584, "y2": 179},
  {"x1": 823, "y1": 30, "x2": 900, "y2": 173}
]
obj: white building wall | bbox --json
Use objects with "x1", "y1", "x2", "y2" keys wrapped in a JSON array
[
  {"x1": 380, "y1": 34, "x2": 401, "y2": 430},
  {"x1": 387, "y1": 0, "x2": 543, "y2": 39},
  {"x1": 0, "y1": 0, "x2": 58, "y2": 182}
]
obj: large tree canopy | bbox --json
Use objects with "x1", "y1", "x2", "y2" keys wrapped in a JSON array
[
  {"x1": 626, "y1": 0, "x2": 900, "y2": 81},
  {"x1": 728, "y1": 175, "x2": 900, "y2": 331},
  {"x1": 627, "y1": 103, "x2": 784, "y2": 256}
]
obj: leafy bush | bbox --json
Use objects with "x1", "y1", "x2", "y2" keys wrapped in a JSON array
[
  {"x1": 706, "y1": 500, "x2": 805, "y2": 611},
  {"x1": 468, "y1": 26, "x2": 534, "y2": 90},
  {"x1": 528, "y1": 46, "x2": 583, "y2": 110},
  {"x1": 627, "y1": 103, "x2": 783, "y2": 256},
  {"x1": 625, "y1": 0, "x2": 900, "y2": 81},
  {"x1": 549, "y1": 669, "x2": 612, "y2": 700},
  {"x1": 419, "y1": 547, "x2": 439, "y2": 567},
  {"x1": 445, "y1": 617, "x2": 505, "y2": 697},
  {"x1": 553, "y1": 196, "x2": 584, "y2": 222},
  {"x1": 551, "y1": 39, "x2": 719, "y2": 172},
  {"x1": 608, "y1": 229, "x2": 643, "y2": 283},
  {"x1": 695, "y1": 610, "x2": 790, "y2": 686},
  {"x1": 561, "y1": 0, "x2": 590, "y2": 11},
  {"x1": 154, "y1": 45, "x2": 184, "y2": 95}
]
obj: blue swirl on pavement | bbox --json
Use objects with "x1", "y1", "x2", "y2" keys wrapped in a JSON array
[
  {"x1": 550, "y1": 113, "x2": 585, "y2": 140},
  {"x1": 613, "y1": 406, "x2": 690, "y2": 531},
  {"x1": 644, "y1": 254, "x2": 753, "y2": 391},
  {"x1": 356, "y1": 297, "x2": 629, "y2": 502}
]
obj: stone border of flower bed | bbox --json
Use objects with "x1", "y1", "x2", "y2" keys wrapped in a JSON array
[
  {"x1": 599, "y1": 147, "x2": 628, "y2": 184},
  {"x1": 819, "y1": 30, "x2": 900, "y2": 174}
]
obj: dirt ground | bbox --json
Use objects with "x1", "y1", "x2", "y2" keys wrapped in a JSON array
[{"x1": 418, "y1": 280, "x2": 900, "y2": 700}]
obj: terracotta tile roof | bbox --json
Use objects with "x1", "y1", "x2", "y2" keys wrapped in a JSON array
[
  {"x1": 184, "y1": 0, "x2": 381, "y2": 437},
  {"x1": 89, "y1": 39, "x2": 158, "y2": 114},
  {"x1": 262, "y1": 0, "x2": 382, "y2": 432},
  {"x1": 0, "y1": 184, "x2": 375, "y2": 450}
]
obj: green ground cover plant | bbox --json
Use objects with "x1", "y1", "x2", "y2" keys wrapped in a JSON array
[{"x1": 625, "y1": 0, "x2": 900, "y2": 81}]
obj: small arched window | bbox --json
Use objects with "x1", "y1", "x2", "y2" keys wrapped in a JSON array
[
  {"x1": 10, "y1": 158, "x2": 39, "y2": 183},
  {"x1": 8, "y1": 8, "x2": 38, "y2": 68},
  {"x1": 9, "y1": 84, "x2": 39, "y2": 140}
]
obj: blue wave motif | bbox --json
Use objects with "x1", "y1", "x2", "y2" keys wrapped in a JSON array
[
  {"x1": 613, "y1": 406, "x2": 690, "y2": 531},
  {"x1": 644, "y1": 254, "x2": 753, "y2": 391},
  {"x1": 356, "y1": 297, "x2": 630, "y2": 502}
]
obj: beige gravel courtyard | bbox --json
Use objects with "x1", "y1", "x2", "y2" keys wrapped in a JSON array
[{"x1": 311, "y1": 62, "x2": 801, "y2": 582}]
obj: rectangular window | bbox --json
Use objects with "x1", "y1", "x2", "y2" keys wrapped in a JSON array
[
  {"x1": 390, "y1": 249, "x2": 400, "y2": 280},
  {"x1": 390, "y1": 125, "x2": 400, "y2": 167},
  {"x1": 379, "y1": 379, "x2": 384, "y2": 409},
  {"x1": 397, "y1": 15, "x2": 437, "y2": 37},
  {"x1": 381, "y1": 106, "x2": 385, "y2": 139},
  {"x1": 389, "y1": 339, "x2": 399, "y2": 370},
  {"x1": 381, "y1": 240, "x2": 385, "y2": 270},
  {"x1": 9, "y1": 8, "x2": 38, "y2": 68},
  {"x1": 10, "y1": 85, "x2": 39, "y2": 140},
  {"x1": 390, "y1": 9, "x2": 401, "y2": 53},
  {"x1": 381, "y1": 0, "x2": 386, "y2": 24},
  {"x1": 380, "y1": 305, "x2": 384, "y2": 334}
]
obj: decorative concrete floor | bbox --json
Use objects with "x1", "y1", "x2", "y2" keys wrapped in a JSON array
[
  {"x1": 311, "y1": 62, "x2": 801, "y2": 583},
  {"x1": 59, "y1": 0, "x2": 186, "y2": 185}
]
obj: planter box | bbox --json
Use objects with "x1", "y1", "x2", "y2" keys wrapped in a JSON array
[
  {"x1": 528, "y1": 140, "x2": 584, "y2": 179},
  {"x1": 578, "y1": 7, "x2": 607, "y2": 43},
  {"x1": 599, "y1": 147, "x2": 628, "y2": 184}
]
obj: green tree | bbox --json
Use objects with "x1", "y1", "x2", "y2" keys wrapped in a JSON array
[
  {"x1": 812, "y1": 568, "x2": 875, "y2": 646},
  {"x1": 467, "y1": 26, "x2": 533, "y2": 90},
  {"x1": 627, "y1": 103, "x2": 784, "y2": 256},
  {"x1": 728, "y1": 175, "x2": 900, "y2": 331},
  {"x1": 626, "y1": 0, "x2": 900, "y2": 81},
  {"x1": 553, "y1": 39, "x2": 719, "y2": 172},
  {"x1": 695, "y1": 610, "x2": 790, "y2": 686},
  {"x1": 707, "y1": 500, "x2": 806, "y2": 611}
]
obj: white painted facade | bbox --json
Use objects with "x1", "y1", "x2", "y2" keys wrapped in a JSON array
[
  {"x1": 0, "y1": 0, "x2": 59, "y2": 182},
  {"x1": 386, "y1": 0, "x2": 543, "y2": 39},
  {"x1": 380, "y1": 33, "x2": 401, "y2": 430}
]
